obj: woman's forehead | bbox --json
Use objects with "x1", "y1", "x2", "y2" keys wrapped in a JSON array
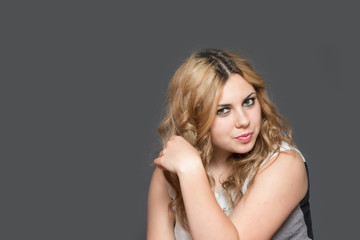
[{"x1": 218, "y1": 74, "x2": 255, "y2": 103}]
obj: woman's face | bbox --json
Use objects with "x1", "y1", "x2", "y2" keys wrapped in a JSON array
[{"x1": 210, "y1": 74, "x2": 262, "y2": 160}]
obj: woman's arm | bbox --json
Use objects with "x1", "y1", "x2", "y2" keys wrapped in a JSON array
[
  {"x1": 177, "y1": 160, "x2": 240, "y2": 240},
  {"x1": 154, "y1": 136, "x2": 308, "y2": 240},
  {"x1": 154, "y1": 136, "x2": 239, "y2": 240},
  {"x1": 147, "y1": 167, "x2": 175, "y2": 240},
  {"x1": 229, "y1": 149, "x2": 308, "y2": 239}
]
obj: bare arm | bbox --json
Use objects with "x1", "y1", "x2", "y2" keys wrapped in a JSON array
[
  {"x1": 147, "y1": 167, "x2": 175, "y2": 240},
  {"x1": 177, "y1": 162, "x2": 240, "y2": 240},
  {"x1": 154, "y1": 136, "x2": 308, "y2": 240},
  {"x1": 154, "y1": 136, "x2": 239, "y2": 240},
  {"x1": 229, "y1": 150, "x2": 308, "y2": 239}
]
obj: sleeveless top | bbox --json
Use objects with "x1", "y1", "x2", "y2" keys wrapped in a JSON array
[{"x1": 168, "y1": 142, "x2": 314, "y2": 239}]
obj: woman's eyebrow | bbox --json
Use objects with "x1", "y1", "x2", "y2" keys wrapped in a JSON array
[
  {"x1": 243, "y1": 92, "x2": 256, "y2": 100},
  {"x1": 218, "y1": 103, "x2": 231, "y2": 107},
  {"x1": 218, "y1": 92, "x2": 256, "y2": 107}
]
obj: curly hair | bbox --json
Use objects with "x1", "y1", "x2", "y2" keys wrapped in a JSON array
[{"x1": 158, "y1": 49, "x2": 292, "y2": 230}]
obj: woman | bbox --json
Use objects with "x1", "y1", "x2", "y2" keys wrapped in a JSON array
[{"x1": 147, "y1": 49, "x2": 313, "y2": 239}]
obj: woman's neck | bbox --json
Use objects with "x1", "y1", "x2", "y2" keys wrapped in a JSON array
[
  {"x1": 211, "y1": 147, "x2": 232, "y2": 166},
  {"x1": 208, "y1": 148, "x2": 233, "y2": 193}
]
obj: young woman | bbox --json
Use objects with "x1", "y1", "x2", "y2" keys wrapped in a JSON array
[{"x1": 147, "y1": 49, "x2": 313, "y2": 240}]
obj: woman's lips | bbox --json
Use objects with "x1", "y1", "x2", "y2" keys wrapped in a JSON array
[{"x1": 235, "y1": 133, "x2": 253, "y2": 143}]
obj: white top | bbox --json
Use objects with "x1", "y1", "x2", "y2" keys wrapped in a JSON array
[{"x1": 169, "y1": 142, "x2": 311, "y2": 240}]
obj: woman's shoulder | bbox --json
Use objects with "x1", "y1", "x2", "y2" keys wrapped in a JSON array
[
  {"x1": 260, "y1": 142, "x2": 306, "y2": 173},
  {"x1": 150, "y1": 167, "x2": 175, "y2": 198},
  {"x1": 260, "y1": 142, "x2": 306, "y2": 168},
  {"x1": 256, "y1": 143, "x2": 308, "y2": 198},
  {"x1": 279, "y1": 142, "x2": 306, "y2": 162},
  {"x1": 150, "y1": 167, "x2": 168, "y2": 188}
]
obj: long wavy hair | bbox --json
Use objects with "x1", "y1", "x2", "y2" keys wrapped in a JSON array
[{"x1": 158, "y1": 49, "x2": 292, "y2": 230}]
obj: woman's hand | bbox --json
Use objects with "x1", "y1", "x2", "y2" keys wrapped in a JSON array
[{"x1": 154, "y1": 136, "x2": 202, "y2": 174}]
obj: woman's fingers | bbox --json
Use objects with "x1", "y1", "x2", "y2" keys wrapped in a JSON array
[
  {"x1": 155, "y1": 135, "x2": 200, "y2": 173},
  {"x1": 154, "y1": 157, "x2": 168, "y2": 172}
]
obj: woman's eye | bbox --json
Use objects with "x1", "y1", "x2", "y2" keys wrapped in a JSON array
[
  {"x1": 243, "y1": 98, "x2": 255, "y2": 107},
  {"x1": 216, "y1": 108, "x2": 230, "y2": 115}
]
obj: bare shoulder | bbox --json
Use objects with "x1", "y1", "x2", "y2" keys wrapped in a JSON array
[
  {"x1": 150, "y1": 167, "x2": 168, "y2": 186},
  {"x1": 257, "y1": 149, "x2": 308, "y2": 199},
  {"x1": 261, "y1": 148, "x2": 306, "y2": 172}
]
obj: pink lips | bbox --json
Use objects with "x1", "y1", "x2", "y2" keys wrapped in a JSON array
[{"x1": 235, "y1": 133, "x2": 253, "y2": 143}]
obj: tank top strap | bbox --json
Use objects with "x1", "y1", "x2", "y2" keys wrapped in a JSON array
[{"x1": 260, "y1": 142, "x2": 306, "y2": 168}]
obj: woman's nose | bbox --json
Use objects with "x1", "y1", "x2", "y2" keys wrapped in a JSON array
[{"x1": 234, "y1": 110, "x2": 250, "y2": 128}]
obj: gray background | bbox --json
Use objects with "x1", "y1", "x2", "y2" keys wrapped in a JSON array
[{"x1": 2, "y1": 1, "x2": 359, "y2": 239}]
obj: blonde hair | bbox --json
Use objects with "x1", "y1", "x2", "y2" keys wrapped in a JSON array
[{"x1": 158, "y1": 49, "x2": 292, "y2": 230}]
